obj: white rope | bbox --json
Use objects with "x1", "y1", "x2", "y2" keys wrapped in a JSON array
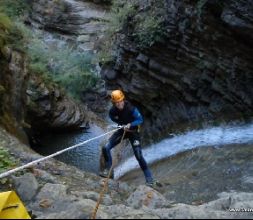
[{"x1": 0, "y1": 126, "x2": 123, "y2": 179}]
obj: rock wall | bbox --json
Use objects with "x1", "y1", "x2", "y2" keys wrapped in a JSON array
[
  {"x1": 28, "y1": 0, "x2": 110, "y2": 52},
  {"x1": 26, "y1": 74, "x2": 89, "y2": 133},
  {"x1": 0, "y1": 47, "x2": 29, "y2": 143},
  {"x1": 101, "y1": 0, "x2": 253, "y2": 142},
  {"x1": 0, "y1": 47, "x2": 90, "y2": 143}
]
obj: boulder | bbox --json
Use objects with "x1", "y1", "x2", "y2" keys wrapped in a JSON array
[{"x1": 127, "y1": 185, "x2": 168, "y2": 209}]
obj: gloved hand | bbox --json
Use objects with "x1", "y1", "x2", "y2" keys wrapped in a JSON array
[{"x1": 124, "y1": 123, "x2": 131, "y2": 131}]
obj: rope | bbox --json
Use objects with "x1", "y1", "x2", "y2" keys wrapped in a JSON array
[
  {"x1": 91, "y1": 130, "x2": 126, "y2": 219},
  {"x1": 115, "y1": 132, "x2": 129, "y2": 192},
  {"x1": 0, "y1": 126, "x2": 123, "y2": 179}
]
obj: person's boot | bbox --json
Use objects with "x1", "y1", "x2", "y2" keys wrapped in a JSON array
[
  {"x1": 146, "y1": 180, "x2": 163, "y2": 188},
  {"x1": 99, "y1": 168, "x2": 114, "y2": 179}
]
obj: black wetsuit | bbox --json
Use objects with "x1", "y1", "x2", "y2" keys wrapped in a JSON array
[{"x1": 102, "y1": 101, "x2": 153, "y2": 183}]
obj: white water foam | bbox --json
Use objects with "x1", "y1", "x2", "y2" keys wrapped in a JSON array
[{"x1": 114, "y1": 123, "x2": 253, "y2": 179}]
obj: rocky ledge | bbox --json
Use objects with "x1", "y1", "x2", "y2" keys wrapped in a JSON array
[{"x1": 0, "y1": 127, "x2": 252, "y2": 219}]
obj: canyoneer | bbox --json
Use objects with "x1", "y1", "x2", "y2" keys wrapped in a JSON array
[{"x1": 100, "y1": 89, "x2": 161, "y2": 187}]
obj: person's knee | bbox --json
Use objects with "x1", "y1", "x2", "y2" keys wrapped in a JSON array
[
  {"x1": 134, "y1": 147, "x2": 143, "y2": 161},
  {"x1": 102, "y1": 143, "x2": 111, "y2": 157},
  {"x1": 132, "y1": 139, "x2": 141, "y2": 148},
  {"x1": 104, "y1": 142, "x2": 112, "y2": 151}
]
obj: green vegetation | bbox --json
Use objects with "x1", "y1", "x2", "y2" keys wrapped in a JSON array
[
  {"x1": 0, "y1": 0, "x2": 97, "y2": 100},
  {"x1": 98, "y1": 0, "x2": 167, "y2": 63},
  {"x1": 0, "y1": 13, "x2": 29, "y2": 54},
  {"x1": 0, "y1": 13, "x2": 12, "y2": 31},
  {"x1": 97, "y1": 1, "x2": 138, "y2": 63},
  {"x1": 108, "y1": 1, "x2": 137, "y2": 35},
  {"x1": 0, "y1": 14, "x2": 27, "y2": 129},
  {"x1": 0, "y1": 13, "x2": 12, "y2": 50},
  {"x1": 0, "y1": 0, "x2": 32, "y2": 51},
  {"x1": 0, "y1": 0, "x2": 31, "y2": 19},
  {"x1": 0, "y1": 146, "x2": 16, "y2": 174},
  {"x1": 134, "y1": 14, "x2": 166, "y2": 48},
  {"x1": 27, "y1": 38, "x2": 99, "y2": 99}
]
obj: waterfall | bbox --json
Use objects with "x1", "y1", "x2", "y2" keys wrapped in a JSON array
[{"x1": 114, "y1": 122, "x2": 253, "y2": 179}]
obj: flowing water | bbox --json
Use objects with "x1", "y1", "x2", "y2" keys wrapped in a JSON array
[
  {"x1": 114, "y1": 122, "x2": 253, "y2": 179},
  {"x1": 34, "y1": 121, "x2": 253, "y2": 182}
]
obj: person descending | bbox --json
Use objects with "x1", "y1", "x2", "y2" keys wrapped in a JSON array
[{"x1": 100, "y1": 90, "x2": 161, "y2": 187}]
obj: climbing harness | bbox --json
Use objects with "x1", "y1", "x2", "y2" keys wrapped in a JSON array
[
  {"x1": 0, "y1": 127, "x2": 123, "y2": 179},
  {"x1": 91, "y1": 130, "x2": 126, "y2": 220}
]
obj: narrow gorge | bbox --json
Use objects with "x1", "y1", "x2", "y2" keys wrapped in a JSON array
[{"x1": 0, "y1": 0, "x2": 252, "y2": 219}]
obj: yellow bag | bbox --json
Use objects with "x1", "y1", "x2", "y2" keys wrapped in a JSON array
[{"x1": 0, "y1": 191, "x2": 31, "y2": 219}]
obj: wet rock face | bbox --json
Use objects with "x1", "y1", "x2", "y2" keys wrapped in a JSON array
[
  {"x1": 0, "y1": 48, "x2": 89, "y2": 141},
  {"x1": 101, "y1": 0, "x2": 253, "y2": 142},
  {"x1": 81, "y1": 79, "x2": 109, "y2": 116},
  {"x1": 26, "y1": 75, "x2": 89, "y2": 132},
  {"x1": 29, "y1": 0, "x2": 110, "y2": 52},
  {"x1": 0, "y1": 49, "x2": 29, "y2": 142}
]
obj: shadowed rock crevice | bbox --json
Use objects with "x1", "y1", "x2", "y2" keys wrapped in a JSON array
[{"x1": 26, "y1": 74, "x2": 90, "y2": 133}]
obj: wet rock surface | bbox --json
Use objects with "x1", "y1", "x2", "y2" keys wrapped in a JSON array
[
  {"x1": 0, "y1": 49, "x2": 29, "y2": 142},
  {"x1": 81, "y1": 79, "x2": 110, "y2": 117},
  {"x1": 28, "y1": 0, "x2": 110, "y2": 52},
  {"x1": 1, "y1": 127, "x2": 253, "y2": 219},
  {"x1": 120, "y1": 143, "x2": 253, "y2": 207}
]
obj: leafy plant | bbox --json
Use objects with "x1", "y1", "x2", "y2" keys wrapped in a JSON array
[
  {"x1": 96, "y1": 39, "x2": 115, "y2": 64},
  {"x1": 0, "y1": 147, "x2": 16, "y2": 173},
  {"x1": 0, "y1": 13, "x2": 11, "y2": 30},
  {"x1": 0, "y1": 0, "x2": 31, "y2": 19},
  {"x1": 27, "y1": 36, "x2": 99, "y2": 99},
  {"x1": 108, "y1": 1, "x2": 137, "y2": 35},
  {"x1": 55, "y1": 72, "x2": 98, "y2": 100},
  {"x1": 0, "y1": 0, "x2": 99, "y2": 100},
  {"x1": 0, "y1": 13, "x2": 32, "y2": 54},
  {"x1": 0, "y1": 0, "x2": 33, "y2": 52},
  {"x1": 134, "y1": 14, "x2": 166, "y2": 48},
  {"x1": 0, "y1": 13, "x2": 12, "y2": 49},
  {"x1": 98, "y1": 0, "x2": 168, "y2": 61},
  {"x1": 97, "y1": 0, "x2": 137, "y2": 64}
]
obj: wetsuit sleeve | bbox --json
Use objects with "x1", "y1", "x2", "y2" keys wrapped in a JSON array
[{"x1": 130, "y1": 108, "x2": 143, "y2": 127}]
